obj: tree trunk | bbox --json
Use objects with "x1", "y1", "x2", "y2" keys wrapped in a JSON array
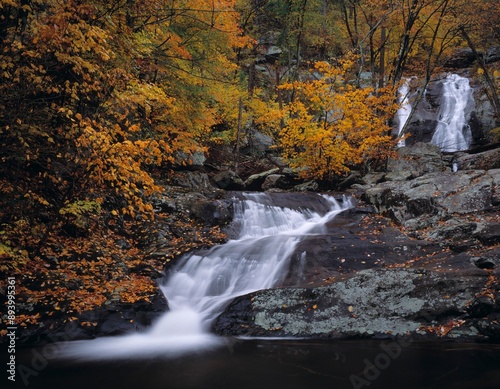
[
  {"x1": 233, "y1": 97, "x2": 243, "y2": 170},
  {"x1": 460, "y1": 27, "x2": 500, "y2": 121}
]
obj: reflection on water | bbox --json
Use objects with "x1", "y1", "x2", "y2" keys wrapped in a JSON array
[{"x1": 14, "y1": 339, "x2": 500, "y2": 389}]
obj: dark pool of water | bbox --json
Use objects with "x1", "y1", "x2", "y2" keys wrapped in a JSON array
[{"x1": 10, "y1": 339, "x2": 500, "y2": 389}]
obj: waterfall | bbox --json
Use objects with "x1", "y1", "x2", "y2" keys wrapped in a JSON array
[
  {"x1": 396, "y1": 78, "x2": 413, "y2": 148},
  {"x1": 61, "y1": 193, "x2": 351, "y2": 359},
  {"x1": 430, "y1": 74, "x2": 473, "y2": 152}
]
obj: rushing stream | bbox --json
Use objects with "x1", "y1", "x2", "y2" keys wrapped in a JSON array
[
  {"x1": 59, "y1": 193, "x2": 351, "y2": 359},
  {"x1": 14, "y1": 193, "x2": 500, "y2": 388}
]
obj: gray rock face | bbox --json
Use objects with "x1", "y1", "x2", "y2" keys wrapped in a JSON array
[
  {"x1": 454, "y1": 148, "x2": 500, "y2": 170},
  {"x1": 174, "y1": 150, "x2": 206, "y2": 168},
  {"x1": 170, "y1": 171, "x2": 213, "y2": 190},
  {"x1": 211, "y1": 170, "x2": 245, "y2": 190},
  {"x1": 213, "y1": 145, "x2": 500, "y2": 343},
  {"x1": 400, "y1": 75, "x2": 488, "y2": 147},
  {"x1": 387, "y1": 143, "x2": 447, "y2": 178},
  {"x1": 240, "y1": 129, "x2": 274, "y2": 156},
  {"x1": 362, "y1": 169, "x2": 497, "y2": 229},
  {"x1": 213, "y1": 267, "x2": 490, "y2": 339},
  {"x1": 261, "y1": 174, "x2": 293, "y2": 190},
  {"x1": 244, "y1": 168, "x2": 280, "y2": 190}
]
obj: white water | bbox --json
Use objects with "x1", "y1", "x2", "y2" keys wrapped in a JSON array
[
  {"x1": 431, "y1": 74, "x2": 473, "y2": 152},
  {"x1": 60, "y1": 193, "x2": 351, "y2": 359},
  {"x1": 396, "y1": 78, "x2": 413, "y2": 148}
]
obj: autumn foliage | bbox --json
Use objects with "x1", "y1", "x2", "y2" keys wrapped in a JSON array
[
  {"x1": 0, "y1": 0, "x2": 497, "y2": 334},
  {"x1": 279, "y1": 59, "x2": 398, "y2": 180},
  {"x1": 0, "y1": 0, "x2": 245, "y2": 329}
]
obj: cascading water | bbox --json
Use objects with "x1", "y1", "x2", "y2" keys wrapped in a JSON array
[
  {"x1": 396, "y1": 78, "x2": 413, "y2": 148},
  {"x1": 61, "y1": 193, "x2": 351, "y2": 359},
  {"x1": 430, "y1": 74, "x2": 473, "y2": 152}
]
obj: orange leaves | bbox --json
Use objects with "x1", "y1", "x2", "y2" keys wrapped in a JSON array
[
  {"x1": 277, "y1": 59, "x2": 398, "y2": 180},
  {"x1": 419, "y1": 320, "x2": 466, "y2": 337}
]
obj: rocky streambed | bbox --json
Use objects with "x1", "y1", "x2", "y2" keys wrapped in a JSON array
[
  {"x1": 15, "y1": 143, "x2": 499, "y2": 345},
  {"x1": 212, "y1": 143, "x2": 500, "y2": 343}
]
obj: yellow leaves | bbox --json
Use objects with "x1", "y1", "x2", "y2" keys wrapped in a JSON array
[
  {"x1": 0, "y1": 0, "x2": 18, "y2": 8},
  {"x1": 279, "y1": 59, "x2": 397, "y2": 180},
  {"x1": 24, "y1": 191, "x2": 50, "y2": 207}
]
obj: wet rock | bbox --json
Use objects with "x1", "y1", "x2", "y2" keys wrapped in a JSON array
[
  {"x1": 474, "y1": 320, "x2": 500, "y2": 342},
  {"x1": 475, "y1": 223, "x2": 500, "y2": 245},
  {"x1": 187, "y1": 193, "x2": 233, "y2": 226},
  {"x1": 20, "y1": 290, "x2": 168, "y2": 344},
  {"x1": 473, "y1": 256, "x2": 498, "y2": 270},
  {"x1": 229, "y1": 191, "x2": 342, "y2": 215},
  {"x1": 213, "y1": 268, "x2": 488, "y2": 340},
  {"x1": 282, "y1": 210, "x2": 443, "y2": 286}
]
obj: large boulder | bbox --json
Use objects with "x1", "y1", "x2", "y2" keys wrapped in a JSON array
[
  {"x1": 211, "y1": 170, "x2": 245, "y2": 190},
  {"x1": 169, "y1": 171, "x2": 213, "y2": 191},
  {"x1": 244, "y1": 168, "x2": 280, "y2": 190},
  {"x1": 174, "y1": 150, "x2": 206, "y2": 168},
  {"x1": 213, "y1": 267, "x2": 492, "y2": 340},
  {"x1": 386, "y1": 143, "x2": 447, "y2": 179},
  {"x1": 186, "y1": 193, "x2": 234, "y2": 226},
  {"x1": 454, "y1": 147, "x2": 500, "y2": 170},
  {"x1": 362, "y1": 169, "x2": 496, "y2": 228},
  {"x1": 240, "y1": 129, "x2": 274, "y2": 156}
]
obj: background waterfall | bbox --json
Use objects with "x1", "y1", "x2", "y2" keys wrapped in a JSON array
[
  {"x1": 396, "y1": 78, "x2": 413, "y2": 148},
  {"x1": 393, "y1": 73, "x2": 476, "y2": 151},
  {"x1": 430, "y1": 74, "x2": 473, "y2": 152},
  {"x1": 61, "y1": 193, "x2": 351, "y2": 359}
]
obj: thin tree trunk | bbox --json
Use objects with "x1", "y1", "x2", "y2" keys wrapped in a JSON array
[
  {"x1": 460, "y1": 27, "x2": 500, "y2": 120},
  {"x1": 378, "y1": 26, "x2": 386, "y2": 89},
  {"x1": 233, "y1": 97, "x2": 243, "y2": 170}
]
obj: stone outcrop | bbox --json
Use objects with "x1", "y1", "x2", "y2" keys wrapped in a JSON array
[
  {"x1": 211, "y1": 170, "x2": 245, "y2": 190},
  {"x1": 214, "y1": 266, "x2": 497, "y2": 341},
  {"x1": 454, "y1": 147, "x2": 500, "y2": 170},
  {"x1": 213, "y1": 144, "x2": 500, "y2": 343},
  {"x1": 361, "y1": 169, "x2": 497, "y2": 228}
]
